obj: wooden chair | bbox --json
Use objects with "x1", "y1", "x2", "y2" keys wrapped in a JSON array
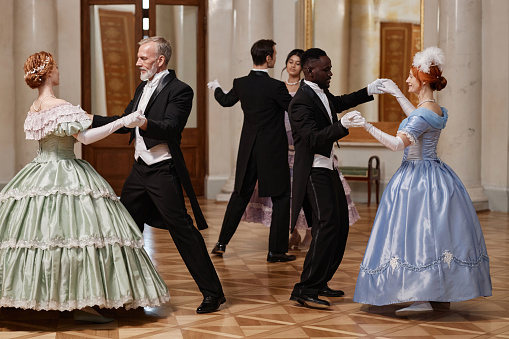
[{"x1": 338, "y1": 155, "x2": 380, "y2": 206}]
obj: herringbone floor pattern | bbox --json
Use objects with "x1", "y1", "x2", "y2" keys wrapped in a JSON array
[{"x1": 0, "y1": 199, "x2": 507, "y2": 338}]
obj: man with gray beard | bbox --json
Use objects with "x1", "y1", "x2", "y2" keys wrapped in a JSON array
[{"x1": 92, "y1": 36, "x2": 225, "y2": 314}]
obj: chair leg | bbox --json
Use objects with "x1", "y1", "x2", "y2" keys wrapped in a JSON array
[
  {"x1": 367, "y1": 179, "x2": 371, "y2": 206},
  {"x1": 375, "y1": 179, "x2": 380, "y2": 204}
]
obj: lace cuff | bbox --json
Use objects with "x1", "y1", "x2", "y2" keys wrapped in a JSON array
[
  {"x1": 398, "y1": 129, "x2": 416, "y2": 146},
  {"x1": 24, "y1": 103, "x2": 91, "y2": 140}
]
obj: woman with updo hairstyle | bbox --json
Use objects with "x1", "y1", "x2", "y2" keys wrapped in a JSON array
[
  {"x1": 0, "y1": 51, "x2": 170, "y2": 322},
  {"x1": 23, "y1": 51, "x2": 56, "y2": 89},
  {"x1": 352, "y1": 47, "x2": 492, "y2": 316},
  {"x1": 410, "y1": 64, "x2": 448, "y2": 92},
  {"x1": 240, "y1": 48, "x2": 361, "y2": 251}
]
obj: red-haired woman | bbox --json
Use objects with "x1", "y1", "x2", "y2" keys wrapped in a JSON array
[
  {"x1": 353, "y1": 47, "x2": 492, "y2": 316},
  {"x1": 0, "y1": 51, "x2": 169, "y2": 322}
]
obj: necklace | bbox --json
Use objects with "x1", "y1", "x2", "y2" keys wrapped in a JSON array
[
  {"x1": 286, "y1": 79, "x2": 300, "y2": 86},
  {"x1": 32, "y1": 94, "x2": 56, "y2": 112},
  {"x1": 417, "y1": 98, "x2": 435, "y2": 107}
]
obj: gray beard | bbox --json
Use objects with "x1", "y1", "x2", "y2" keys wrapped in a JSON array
[{"x1": 140, "y1": 63, "x2": 158, "y2": 81}]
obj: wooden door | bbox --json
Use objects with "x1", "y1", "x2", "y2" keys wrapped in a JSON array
[
  {"x1": 80, "y1": 0, "x2": 207, "y2": 195},
  {"x1": 379, "y1": 22, "x2": 421, "y2": 122}
]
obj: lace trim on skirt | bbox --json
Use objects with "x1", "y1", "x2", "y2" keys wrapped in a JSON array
[
  {"x1": 0, "y1": 186, "x2": 119, "y2": 203},
  {"x1": 0, "y1": 293, "x2": 170, "y2": 311},
  {"x1": 0, "y1": 236, "x2": 144, "y2": 250},
  {"x1": 360, "y1": 250, "x2": 490, "y2": 275}
]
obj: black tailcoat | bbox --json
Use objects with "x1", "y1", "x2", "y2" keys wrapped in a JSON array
[
  {"x1": 214, "y1": 70, "x2": 292, "y2": 197},
  {"x1": 288, "y1": 82, "x2": 374, "y2": 231},
  {"x1": 92, "y1": 70, "x2": 207, "y2": 230}
]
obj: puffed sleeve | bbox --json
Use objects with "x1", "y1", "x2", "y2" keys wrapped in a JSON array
[
  {"x1": 53, "y1": 119, "x2": 92, "y2": 136},
  {"x1": 398, "y1": 115, "x2": 430, "y2": 145}
]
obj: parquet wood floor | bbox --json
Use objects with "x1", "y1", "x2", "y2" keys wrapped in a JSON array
[{"x1": 0, "y1": 199, "x2": 507, "y2": 338}]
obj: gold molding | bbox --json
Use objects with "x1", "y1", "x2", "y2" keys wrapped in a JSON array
[{"x1": 304, "y1": 0, "x2": 314, "y2": 50}]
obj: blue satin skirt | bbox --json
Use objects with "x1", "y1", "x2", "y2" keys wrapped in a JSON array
[{"x1": 353, "y1": 160, "x2": 492, "y2": 305}]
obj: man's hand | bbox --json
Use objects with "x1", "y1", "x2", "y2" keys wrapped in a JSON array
[
  {"x1": 340, "y1": 110, "x2": 366, "y2": 129},
  {"x1": 121, "y1": 110, "x2": 146, "y2": 128},
  {"x1": 207, "y1": 79, "x2": 221, "y2": 91},
  {"x1": 367, "y1": 79, "x2": 387, "y2": 95}
]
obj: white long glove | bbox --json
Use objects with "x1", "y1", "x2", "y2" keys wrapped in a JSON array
[
  {"x1": 363, "y1": 121, "x2": 405, "y2": 151},
  {"x1": 340, "y1": 110, "x2": 365, "y2": 129},
  {"x1": 379, "y1": 79, "x2": 415, "y2": 116},
  {"x1": 124, "y1": 110, "x2": 147, "y2": 128},
  {"x1": 207, "y1": 79, "x2": 221, "y2": 91},
  {"x1": 75, "y1": 111, "x2": 143, "y2": 145},
  {"x1": 367, "y1": 78, "x2": 387, "y2": 95}
]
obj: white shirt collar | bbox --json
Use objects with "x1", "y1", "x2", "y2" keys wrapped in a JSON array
[
  {"x1": 145, "y1": 69, "x2": 169, "y2": 87},
  {"x1": 251, "y1": 68, "x2": 269, "y2": 73},
  {"x1": 304, "y1": 79, "x2": 324, "y2": 93}
]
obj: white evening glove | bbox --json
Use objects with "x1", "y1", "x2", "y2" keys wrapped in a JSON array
[
  {"x1": 207, "y1": 79, "x2": 221, "y2": 91},
  {"x1": 124, "y1": 110, "x2": 147, "y2": 128},
  {"x1": 363, "y1": 122, "x2": 405, "y2": 151},
  {"x1": 340, "y1": 110, "x2": 363, "y2": 129},
  {"x1": 379, "y1": 79, "x2": 415, "y2": 116},
  {"x1": 76, "y1": 111, "x2": 141, "y2": 145},
  {"x1": 367, "y1": 78, "x2": 387, "y2": 95}
]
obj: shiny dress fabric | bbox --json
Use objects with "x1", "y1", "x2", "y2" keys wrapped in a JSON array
[
  {"x1": 241, "y1": 103, "x2": 361, "y2": 229},
  {"x1": 0, "y1": 103, "x2": 169, "y2": 311},
  {"x1": 353, "y1": 107, "x2": 491, "y2": 306}
]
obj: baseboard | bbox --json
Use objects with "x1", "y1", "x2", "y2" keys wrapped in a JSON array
[
  {"x1": 205, "y1": 175, "x2": 229, "y2": 200},
  {"x1": 483, "y1": 185, "x2": 509, "y2": 212}
]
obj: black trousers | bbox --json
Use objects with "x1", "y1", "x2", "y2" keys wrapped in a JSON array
[
  {"x1": 121, "y1": 158, "x2": 224, "y2": 298},
  {"x1": 293, "y1": 167, "x2": 349, "y2": 296},
  {"x1": 218, "y1": 149, "x2": 290, "y2": 254}
]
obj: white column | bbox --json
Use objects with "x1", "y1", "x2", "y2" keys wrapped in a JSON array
[
  {"x1": 348, "y1": 0, "x2": 379, "y2": 121},
  {"x1": 216, "y1": 0, "x2": 274, "y2": 201},
  {"x1": 436, "y1": 0, "x2": 488, "y2": 210},
  {"x1": 14, "y1": 0, "x2": 58, "y2": 171},
  {"x1": 314, "y1": 0, "x2": 349, "y2": 95}
]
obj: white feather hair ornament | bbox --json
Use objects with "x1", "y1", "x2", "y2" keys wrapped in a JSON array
[{"x1": 412, "y1": 46, "x2": 445, "y2": 74}]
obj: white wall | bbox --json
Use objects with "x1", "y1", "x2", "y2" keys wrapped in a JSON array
[
  {"x1": 0, "y1": 1, "x2": 15, "y2": 186},
  {"x1": 481, "y1": 0, "x2": 509, "y2": 212}
]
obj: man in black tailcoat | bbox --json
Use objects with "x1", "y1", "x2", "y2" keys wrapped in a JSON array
[
  {"x1": 92, "y1": 36, "x2": 225, "y2": 314},
  {"x1": 288, "y1": 48, "x2": 384, "y2": 308},
  {"x1": 208, "y1": 39, "x2": 295, "y2": 262}
]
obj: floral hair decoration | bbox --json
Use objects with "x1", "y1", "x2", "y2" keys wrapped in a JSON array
[{"x1": 24, "y1": 56, "x2": 50, "y2": 79}]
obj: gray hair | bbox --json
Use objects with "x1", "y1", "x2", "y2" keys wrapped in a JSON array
[{"x1": 139, "y1": 36, "x2": 172, "y2": 65}]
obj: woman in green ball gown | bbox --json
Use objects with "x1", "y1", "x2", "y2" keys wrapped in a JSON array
[{"x1": 0, "y1": 51, "x2": 169, "y2": 322}]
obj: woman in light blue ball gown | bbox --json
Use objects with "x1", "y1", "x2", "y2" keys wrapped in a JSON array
[{"x1": 352, "y1": 47, "x2": 491, "y2": 316}]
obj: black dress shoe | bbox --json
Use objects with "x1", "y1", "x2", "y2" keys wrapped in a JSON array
[
  {"x1": 267, "y1": 252, "x2": 296, "y2": 263},
  {"x1": 318, "y1": 286, "x2": 345, "y2": 297},
  {"x1": 290, "y1": 294, "x2": 330, "y2": 309},
  {"x1": 196, "y1": 296, "x2": 226, "y2": 314},
  {"x1": 211, "y1": 242, "x2": 226, "y2": 255}
]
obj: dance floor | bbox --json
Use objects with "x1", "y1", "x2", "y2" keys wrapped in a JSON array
[{"x1": 0, "y1": 199, "x2": 508, "y2": 338}]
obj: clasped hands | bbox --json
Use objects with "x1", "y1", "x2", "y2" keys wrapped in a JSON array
[
  {"x1": 340, "y1": 111, "x2": 368, "y2": 129},
  {"x1": 121, "y1": 110, "x2": 146, "y2": 128},
  {"x1": 368, "y1": 78, "x2": 404, "y2": 97}
]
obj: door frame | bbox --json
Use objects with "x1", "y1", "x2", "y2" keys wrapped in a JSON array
[
  {"x1": 80, "y1": 0, "x2": 207, "y2": 195},
  {"x1": 148, "y1": 0, "x2": 207, "y2": 194}
]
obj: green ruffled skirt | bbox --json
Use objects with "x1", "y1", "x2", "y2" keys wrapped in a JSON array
[{"x1": 0, "y1": 155, "x2": 169, "y2": 311}]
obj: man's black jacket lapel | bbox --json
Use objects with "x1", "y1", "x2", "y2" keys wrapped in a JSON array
[{"x1": 129, "y1": 72, "x2": 174, "y2": 144}]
